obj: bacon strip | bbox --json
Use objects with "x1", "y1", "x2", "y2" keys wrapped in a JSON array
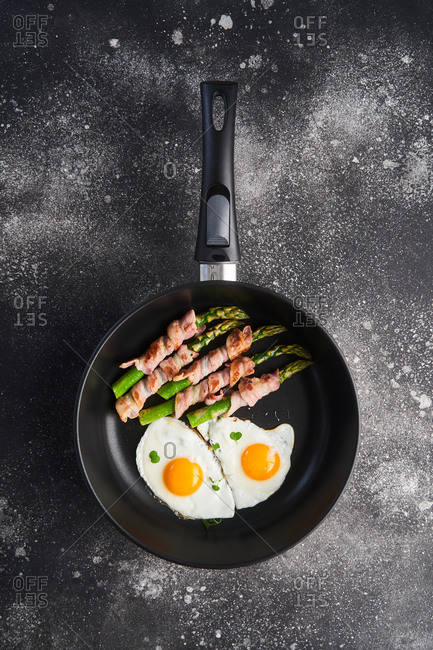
[
  {"x1": 119, "y1": 310, "x2": 201, "y2": 375},
  {"x1": 174, "y1": 356, "x2": 255, "y2": 419},
  {"x1": 115, "y1": 344, "x2": 197, "y2": 421},
  {"x1": 173, "y1": 326, "x2": 252, "y2": 385},
  {"x1": 223, "y1": 370, "x2": 280, "y2": 417},
  {"x1": 115, "y1": 393, "x2": 139, "y2": 423}
]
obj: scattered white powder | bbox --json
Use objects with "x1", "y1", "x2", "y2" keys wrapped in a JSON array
[
  {"x1": 419, "y1": 394, "x2": 431, "y2": 409},
  {"x1": 418, "y1": 501, "x2": 433, "y2": 511},
  {"x1": 172, "y1": 29, "x2": 183, "y2": 45},
  {"x1": 108, "y1": 38, "x2": 120, "y2": 49},
  {"x1": 383, "y1": 159, "x2": 400, "y2": 169},
  {"x1": 218, "y1": 14, "x2": 233, "y2": 30},
  {"x1": 248, "y1": 54, "x2": 263, "y2": 69},
  {"x1": 261, "y1": 0, "x2": 274, "y2": 7},
  {"x1": 92, "y1": 555, "x2": 103, "y2": 564},
  {"x1": 363, "y1": 321, "x2": 372, "y2": 331}
]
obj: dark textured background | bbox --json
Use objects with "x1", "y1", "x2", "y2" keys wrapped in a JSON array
[{"x1": 1, "y1": 0, "x2": 433, "y2": 648}]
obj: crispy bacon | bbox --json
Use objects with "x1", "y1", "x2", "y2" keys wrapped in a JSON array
[
  {"x1": 119, "y1": 309, "x2": 200, "y2": 375},
  {"x1": 229, "y1": 356, "x2": 255, "y2": 387},
  {"x1": 174, "y1": 356, "x2": 255, "y2": 419},
  {"x1": 223, "y1": 370, "x2": 280, "y2": 416},
  {"x1": 226, "y1": 325, "x2": 252, "y2": 360},
  {"x1": 173, "y1": 326, "x2": 252, "y2": 385},
  {"x1": 116, "y1": 345, "x2": 198, "y2": 420},
  {"x1": 239, "y1": 370, "x2": 280, "y2": 407},
  {"x1": 115, "y1": 393, "x2": 139, "y2": 423}
]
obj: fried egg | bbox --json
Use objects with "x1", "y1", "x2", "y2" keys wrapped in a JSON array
[
  {"x1": 136, "y1": 417, "x2": 235, "y2": 519},
  {"x1": 202, "y1": 416, "x2": 294, "y2": 509}
]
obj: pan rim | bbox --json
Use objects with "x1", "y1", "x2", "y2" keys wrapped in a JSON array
[{"x1": 74, "y1": 280, "x2": 360, "y2": 569}]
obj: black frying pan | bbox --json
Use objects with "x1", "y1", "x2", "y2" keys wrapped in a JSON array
[{"x1": 75, "y1": 82, "x2": 359, "y2": 568}]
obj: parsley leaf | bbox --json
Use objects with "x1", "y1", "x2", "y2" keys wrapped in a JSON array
[
  {"x1": 149, "y1": 450, "x2": 160, "y2": 463},
  {"x1": 230, "y1": 431, "x2": 242, "y2": 443},
  {"x1": 202, "y1": 518, "x2": 222, "y2": 530},
  {"x1": 212, "y1": 484, "x2": 220, "y2": 491},
  {"x1": 211, "y1": 442, "x2": 220, "y2": 451}
]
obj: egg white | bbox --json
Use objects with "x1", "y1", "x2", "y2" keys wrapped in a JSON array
[
  {"x1": 136, "y1": 417, "x2": 235, "y2": 519},
  {"x1": 204, "y1": 416, "x2": 295, "y2": 509}
]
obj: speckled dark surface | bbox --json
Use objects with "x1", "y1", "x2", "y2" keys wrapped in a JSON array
[{"x1": 1, "y1": 0, "x2": 433, "y2": 648}]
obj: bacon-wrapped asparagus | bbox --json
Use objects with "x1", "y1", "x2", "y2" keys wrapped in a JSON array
[
  {"x1": 157, "y1": 325, "x2": 287, "y2": 400},
  {"x1": 115, "y1": 319, "x2": 244, "y2": 421},
  {"x1": 112, "y1": 306, "x2": 248, "y2": 399},
  {"x1": 186, "y1": 359, "x2": 314, "y2": 428},
  {"x1": 138, "y1": 344, "x2": 311, "y2": 425}
]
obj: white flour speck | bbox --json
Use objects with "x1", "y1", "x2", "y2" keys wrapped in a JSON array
[
  {"x1": 418, "y1": 501, "x2": 433, "y2": 511},
  {"x1": 261, "y1": 0, "x2": 274, "y2": 8},
  {"x1": 248, "y1": 54, "x2": 263, "y2": 69},
  {"x1": 383, "y1": 159, "x2": 400, "y2": 169},
  {"x1": 172, "y1": 29, "x2": 183, "y2": 45},
  {"x1": 218, "y1": 15, "x2": 233, "y2": 30},
  {"x1": 108, "y1": 38, "x2": 120, "y2": 49},
  {"x1": 419, "y1": 394, "x2": 431, "y2": 409}
]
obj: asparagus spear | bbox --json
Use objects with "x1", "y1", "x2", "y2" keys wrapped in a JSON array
[
  {"x1": 156, "y1": 324, "x2": 287, "y2": 400},
  {"x1": 112, "y1": 314, "x2": 247, "y2": 399},
  {"x1": 186, "y1": 359, "x2": 314, "y2": 428},
  {"x1": 138, "y1": 344, "x2": 310, "y2": 425},
  {"x1": 195, "y1": 306, "x2": 249, "y2": 328}
]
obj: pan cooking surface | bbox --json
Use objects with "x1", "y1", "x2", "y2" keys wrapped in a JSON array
[{"x1": 75, "y1": 282, "x2": 359, "y2": 568}]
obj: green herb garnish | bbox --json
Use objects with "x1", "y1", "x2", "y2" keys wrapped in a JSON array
[
  {"x1": 209, "y1": 476, "x2": 223, "y2": 491},
  {"x1": 202, "y1": 518, "x2": 222, "y2": 530},
  {"x1": 230, "y1": 431, "x2": 242, "y2": 443},
  {"x1": 211, "y1": 443, "x2": 220, "y2": 451},
  {"x1": 149, "y1": 450, "x2": 160, "y2": 463}
]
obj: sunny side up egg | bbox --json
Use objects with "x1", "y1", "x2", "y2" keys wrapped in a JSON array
[
  {"x1": 136, "y1": 417, "x2": 235, "y2": 519},
  {"x1": 198, "y1": 417, "x2": 295, "y2": 509}
]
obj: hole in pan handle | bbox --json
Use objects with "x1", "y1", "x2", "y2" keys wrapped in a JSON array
[{"x1": 195, "y1": 81, "x2": 240, "y2": 281}]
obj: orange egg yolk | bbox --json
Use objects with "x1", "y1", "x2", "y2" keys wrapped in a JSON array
[
  {"x1": 163, "y1": 458, "x2": 203, "y2": 496},
  {"x1": 241, "y1": 444, "x2": 281, "y2": 481}
]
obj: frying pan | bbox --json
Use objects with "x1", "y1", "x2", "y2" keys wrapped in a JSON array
[{"x1": 75, "y1": 81, "x2": 359, "y2": 568}]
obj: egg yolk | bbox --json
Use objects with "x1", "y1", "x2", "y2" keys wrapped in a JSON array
[
  {"x1": 241, "y1": 444, "x2": 281, "y2": 481},
  {"x1": 163, "y1": 458, "x2": 203, "y2": 496}
]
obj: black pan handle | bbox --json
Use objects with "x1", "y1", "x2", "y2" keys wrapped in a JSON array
[{"x1": 195, "y1": 81, "x2": 240, "y2": 278}]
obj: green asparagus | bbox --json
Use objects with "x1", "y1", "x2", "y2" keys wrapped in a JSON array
[
  {"x1": 112, "y1": 311, "x2": 247, "y2": 399},
  {"x1": 186, "y1": 359, "x2": 314, "y2": 428},
  {"x1": 139, "y1": 343, "x2": 309, "y2": 425}
]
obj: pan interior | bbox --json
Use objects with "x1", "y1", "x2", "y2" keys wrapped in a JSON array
[{"x1": 76, "y1": 282, "x2": 359, "y2": 568}]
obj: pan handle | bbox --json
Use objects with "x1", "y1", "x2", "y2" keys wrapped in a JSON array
[{"x1": 195, "y1": 81, "x2": 240, "y2": 281}]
